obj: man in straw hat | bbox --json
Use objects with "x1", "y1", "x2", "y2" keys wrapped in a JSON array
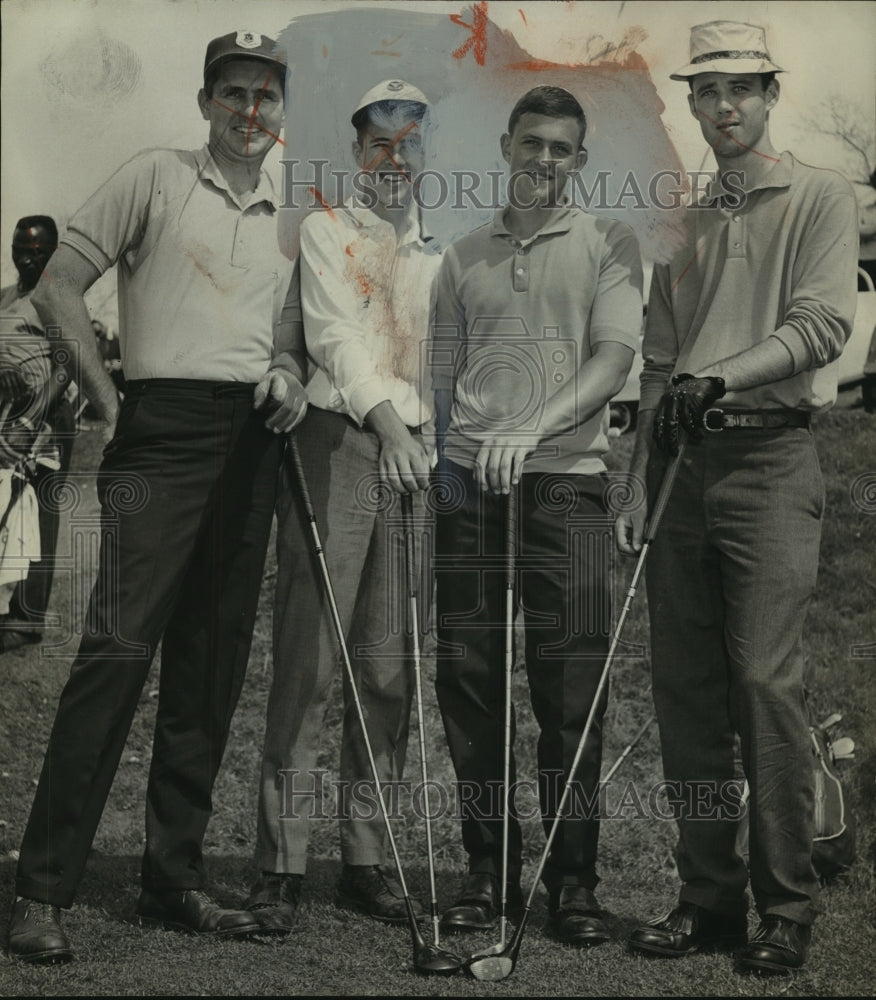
[
  {"x1": 7, "y1": 30, "x2": 307, "y2": 963},
  {"x1": 246, "y1": 79, "x2": 440, "y2": 933},
  {"x1": 616, "y1": 20, "x2": 858, "y2": 974}
]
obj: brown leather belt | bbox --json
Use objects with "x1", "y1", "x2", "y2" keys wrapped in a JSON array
[{"x1": 702, "y1": 408, "x2": 811, "y2": 432}]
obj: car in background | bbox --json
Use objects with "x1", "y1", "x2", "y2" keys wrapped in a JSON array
[{"x1": 608, "y1": 267, "x2": 876, "y2": 433}]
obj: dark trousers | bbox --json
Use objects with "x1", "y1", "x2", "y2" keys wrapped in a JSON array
[
  {"x1": 646, "y1": 429, "x2": 822, "y2": 924},
  {"x1": 16, "y1": 380, "x2": 282, "y2": 908},
  {"x1": 7, "y1": 395, "x2": 76, "y2": 630},
  {"x1": 434, "y1": 460, "x2": 611, "y2": 891}
]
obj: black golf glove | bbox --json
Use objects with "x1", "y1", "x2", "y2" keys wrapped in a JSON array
[{"x1": 653, "y1": 373, "x2": 726, "y2": 456}]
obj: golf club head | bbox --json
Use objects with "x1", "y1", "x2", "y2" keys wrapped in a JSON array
[
  {"x1": 464, "y1": 912, "x2": 527, "y2": 981},
  {"x1": 465, "y1": 951, "x2": 516, "y2": 982},
  {"x1": 412, "y1": 941, "x2": 466, "y2": 976}
]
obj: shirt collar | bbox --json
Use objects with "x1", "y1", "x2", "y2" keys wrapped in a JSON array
[
  {"x1": 194, "y1": 144, "x2": 278, "y2": 211},
  {"x1": 344, "y1": 195, "x2": 431, "y2": 247},
  {"x1": 490, "y1": 204, "x2": 575, "y2": 241},
  {"x1": 702, "y1": 151, "x2": 794, "y2": 206}
]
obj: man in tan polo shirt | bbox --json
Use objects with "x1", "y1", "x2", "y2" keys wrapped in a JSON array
[
  {"x1": 7, "y1": 30, "x2": 308, "y2": 964},
  {"x1": 616, "y1": 20, "x2": 858, "y2": 975}
]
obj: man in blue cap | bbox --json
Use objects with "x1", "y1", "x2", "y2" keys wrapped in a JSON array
[{"x1": 7, "y1": 30, "x2": 307, "y2": 964}]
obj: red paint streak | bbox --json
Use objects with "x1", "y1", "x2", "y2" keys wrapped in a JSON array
[
  {"x1": 671, "y1": 241, "x2": 705, "y2": 292},
  {"x1": 309, "y1": 187, "x2": 336, "y2": 220},
  {"x1": 451, "y1": 1, "x2": 488, "y2": 66},
  {"x1": 345, "y1": 244, "x2": 355, "y2": 258},
  {"x1": 212, "y1": 63, "x2": 287, "y2": 151},
  {"x1": 698, "y1": 109, "x2": 781, "y2": 163},
  {"x1": 356, "y1": 272, "x2": 373, "y2": 296},
  {"x1": 518, "y1": 8, "x2": 527, "y2": 25},
  {"x1": 361, "y1": 119, "x2": 419, "y2": 177}
]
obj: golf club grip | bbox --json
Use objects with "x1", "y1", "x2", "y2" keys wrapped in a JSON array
[
  {"x1": 644, "y1": 439, "x2": 686, "y2": 542},
  {"x1": 505, "y1": 485, "x2": 517, "y2": 590},
  {"x1": 287, "y1": 436, "x2": 316, "y2": 522},
  {"x1": 401, "y1": 493, "x2": 417, "y2": 598}
]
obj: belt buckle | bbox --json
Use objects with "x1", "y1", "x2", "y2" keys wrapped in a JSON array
[{"x1": 703, "y1": 408, "x2": 724, "y2": 432}]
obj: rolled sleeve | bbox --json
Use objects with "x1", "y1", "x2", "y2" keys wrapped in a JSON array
[{"x1": 770, "y1": 186, "x2": 859, "y2": 374}]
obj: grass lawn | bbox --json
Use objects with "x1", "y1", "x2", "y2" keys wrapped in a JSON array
[{"x1": 0, "y1": 397, "x2": 874, "y2": 997}]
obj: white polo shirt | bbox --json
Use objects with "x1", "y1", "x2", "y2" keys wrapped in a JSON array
[
  {"x1": 299, "y1": 198, "x2": 441, "y2": 428},
  {"x1": 62, "y1": 145, "x2": 294, "y2": 382}
]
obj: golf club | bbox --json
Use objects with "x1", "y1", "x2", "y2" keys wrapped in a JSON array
[
  {"x1": 601, "y1": 714, "x2": 654, "y2": 785},
  {"x1": 464, "y1": 484, "x2": 518, "y2": 968},
  {"x1": 287, "y1": 437, "x2": 460, "y2": 976},
  {"x1": 466, "y1": 442, "x2": 688, "y2": 981},
  {"x1": 400, "y1": 492, "x2": 465, "y2": 974}
]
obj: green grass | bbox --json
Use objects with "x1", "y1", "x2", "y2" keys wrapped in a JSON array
[{"x1": 1, "y1": 399, "x2": 874, "y2": 996}]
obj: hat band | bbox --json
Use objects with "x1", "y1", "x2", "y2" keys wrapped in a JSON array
[{"x1": 691, "y1": 49, "x2": 771, "y2": 64}]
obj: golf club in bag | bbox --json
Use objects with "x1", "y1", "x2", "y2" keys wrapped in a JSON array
[
  {"x1": 287, "y1": 437, "x2": 462, "y2": 976},
  {"x1": 399, "y1": 492, "x2": 465, "y2": 973},
  {"x1": 465, "y1": 484, "x2": 518, "y2": 967},
  {"x1": 466, "y1": 441, "x2": 688, "y2": 981}
]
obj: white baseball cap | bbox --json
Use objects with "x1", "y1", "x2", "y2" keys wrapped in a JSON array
[{"x1": 352, "y1": 79, "x2": 430, "y2": 121}]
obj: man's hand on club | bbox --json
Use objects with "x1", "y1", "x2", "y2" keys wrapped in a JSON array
[
  {"x1": 254, "y1": 369, "x2": 308, "y2": 433},
  {"x1": 614, "y1": 508, "x2": 647, "y2": 556},
  {"x1": 474, "y1": 438, "x2": 535, "y2": 495},
  {"x1": 379, "y1": 432, "x2": 431, "y2": 494},
  {"x1": 653, "y1": 373, "x2": 725, "y2": 456}
]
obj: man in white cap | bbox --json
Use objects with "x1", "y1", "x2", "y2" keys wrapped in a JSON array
[
  {"x1": 7, "y1": 30, "x2": 307, "y2": 963},
  {"x1": 616, "y1": 20, "x2": 858, "y2": 974},
  {"x1": 246, "y1": 79, "x2": 439, "y2": 932}
]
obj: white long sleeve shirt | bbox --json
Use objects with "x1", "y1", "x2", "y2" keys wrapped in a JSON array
[{"x1": 299, "y1": 198, "x2": 441, "y2": 428}]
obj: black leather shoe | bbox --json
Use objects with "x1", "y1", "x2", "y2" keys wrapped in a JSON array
[
  {"x1": 546, "y1": 886, "x2": 610, "y2": 947},
  {"x1": 440, "y1": 873, "x2": 524, "y2": 933},
  {"x1": 136, "y1": 889, "x2": 259, "y2": 937},
  {"x1": 245, "y1": 872, "x2": 303, "y2": 936},
  {"x1": 734, "y1": 917, "x2": 810, "y2": 975},
  {"x1": 7, "y1": 897, "x2": 73, "y2": 964},
  {"x1": 629, "y1": 901, "x2": 747, "y2": 957},
  {"x1": 336, "y1": 865, "x2": 424, "y2": 924}
]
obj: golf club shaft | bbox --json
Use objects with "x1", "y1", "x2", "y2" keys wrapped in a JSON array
[
  {"x1": 519, "y1": 441, "x2": 687, "y2": 915},
  {"x1": 400, "y1": 492, "x2": 441, "y2": 948},
  {"x1": 600, "y1": 714, "x2": 654, "y2": 785},
  {"x1": 499, "y1": 484, "x2": 517, "y2": 948},
  {"x1": 287, "y1": 438, "x2": 416, "y2": 909}
]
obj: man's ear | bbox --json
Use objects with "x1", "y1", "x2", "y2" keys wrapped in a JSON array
[
  {"x1": 197, "y1": 88, "x2": 211, "y2": 121},
  {"x1": 687, "y1": 91, "x2": 698, "y2": 121},
  {"x1": 500, "y1": 132, "x2": 512, "y2": 165},
  {"x1": 575, "y1": 147, "x2": 588, "y2": 172},
  {"x1": 765, "y1": 78, "x2": 780, "y2": 112},
  {"x1": 352, "y1": 140, "x2": 364, "y2": 167}
]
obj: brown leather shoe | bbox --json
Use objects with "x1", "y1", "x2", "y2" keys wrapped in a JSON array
[
  {"x1": 546, "y1": 886, "x2": 610, "y2": 947},
  {"x1": 735, "y1": 917, "x2": 810, "y2": 974},
  {"x1": 7, "y1": 897, "x2": 73, "y2": 964},
  {"x1": 629, "y1": 901, "x2": 747, "y2": 957},
  {"x1": 136, "y1": 889, "x2": 259, "y2": 937},
  {"x1": 440, "y1": 873, "x2": 524, "y2": 933},
  {"x1": 245, "y1": 872, "x2": 303, "y2": 936},
  {"x1": 336, "y1": 865, "x2": 424, "y2": 924}
]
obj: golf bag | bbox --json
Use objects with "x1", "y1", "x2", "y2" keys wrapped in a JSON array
[{"x1": 735, "y1": 716, "x2": 856, "y2": 882}]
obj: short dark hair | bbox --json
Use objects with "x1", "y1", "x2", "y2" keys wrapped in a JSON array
[
  {"x1": 13, "y1": 216, "x2": 58, "y2": 245},
  {"x1": 352, "y1": 99, "x2": 428, "y2": 145},
  {"x1": 688, "y1": 72, "x2": 776, "y2": 93},
  {"x1": 507, "y1": 86, "x2": 587, "y2": 147}
]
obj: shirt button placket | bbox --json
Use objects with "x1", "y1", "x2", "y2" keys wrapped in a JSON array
[{"x1": 513, "y1": 246, "x2": 529, "y2": 292}]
